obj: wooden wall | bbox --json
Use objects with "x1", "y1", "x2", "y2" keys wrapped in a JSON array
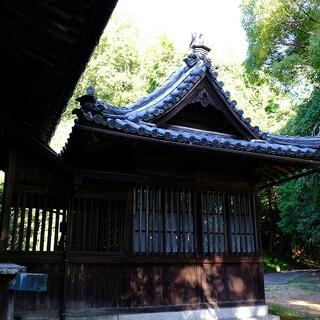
[
  {"x1": 0, "y1": 144, "x2": 266, "y2": 318},
  {"x1": 3, "y1": 253, "x2": 264, "y2": 317}
]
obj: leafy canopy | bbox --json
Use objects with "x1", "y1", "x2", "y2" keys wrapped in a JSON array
[
  {"x1": 241, "y1": 0, "x2": 320, "y2": 250},
  {"x1": 242, "y1": 0, "x2": 320, "y2": 90}
]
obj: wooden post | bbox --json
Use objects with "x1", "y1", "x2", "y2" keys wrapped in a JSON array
[
  {"x1": 194, "y1": 172, "x2": 203, "y2": 257},
  {"x1": 0, "y1": 148, "x2": 16, "y2": 251},
  {"x1": 253, "y1": 192, "x2": 262, "y2": 256}
]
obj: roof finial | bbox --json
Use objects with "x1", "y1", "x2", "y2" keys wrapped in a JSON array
[
  {"x1": 86, "y1": 85, "x2": 95, "y2": 97},
  {"x1": 184, "y1": 33, "x2": 211, "y2": 67},
  {"x1": 190, "y1": 32, "x2": 210, "y2": 56}
]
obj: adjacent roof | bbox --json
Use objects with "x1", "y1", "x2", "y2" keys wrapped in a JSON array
[
  {"x1": 0, "y1": 0, "x2": 117, "y2": 143},
  {"x1": 69, "y1": 44, "x2": 320, "y2": 164}
]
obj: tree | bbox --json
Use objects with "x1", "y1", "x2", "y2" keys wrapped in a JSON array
[
  {"x1": 241, "y1": 0, "x2": 320, "y2": 257},
  {"x1": 50, "y1": 13, "x2": 183, "y2": 152},
  {"x1": 213, "y1": 58, "x2": 294, "y2": 133},
  {"x1": 241, "y1": 0, "x2": 320, "y2": 91},
  {"x1": 142, "y1": 35, "x2": 184, "y2": 93}
]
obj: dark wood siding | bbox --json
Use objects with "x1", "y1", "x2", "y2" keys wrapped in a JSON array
[{"x1": 3, "y1": 253, "x2": 264, "y2": 317}]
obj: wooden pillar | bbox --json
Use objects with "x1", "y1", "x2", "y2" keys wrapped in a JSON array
[
  {"x1": 253, "y1": 192, "x2": 263, "y2": 256},
  {"x1": 194, "y1": 171, "x2": 203, "y2": 257},
  {"x1": 0, "y1": 148, "x2": 16, "y2": 251}
]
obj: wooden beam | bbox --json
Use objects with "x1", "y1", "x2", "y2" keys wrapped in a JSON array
[
  {"x1": 0, "y1": 111, "x2": 75, "y2": 176},
  {"x1": 259, "y1": 169, "x2": 319, "y2": 189},
  {"x1": 0, "y1": 148, "x2": 16, "y2": 250},
  {"x1": 76, "y1": 124, "x2": 320, "y2": 167}
]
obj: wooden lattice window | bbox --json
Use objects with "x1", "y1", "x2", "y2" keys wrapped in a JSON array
[
  {"x1": 228, "y1": 193, "x2": 256, "y2": 254},
  {"x1": 7, "y1": 193, "x2": 67, "y2": 252},
  {"x1": 202, "y1": 191, "x2": 226, "y2": 254},
  {"x1": 69, "y1": 197, "x2": 125, "y2": 253},
  {"x1": 201, "y1": 190, "x2": 257, "y2": 255},
  {"x1": 133, "y1": 186, "x2": 195, "y2": 255}
]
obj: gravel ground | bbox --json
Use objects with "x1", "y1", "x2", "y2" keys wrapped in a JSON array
[{"x1": 265, "y1": 270, "x2": 320, "y2": 319}]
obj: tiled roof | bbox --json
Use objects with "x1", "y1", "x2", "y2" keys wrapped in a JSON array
[
  {"x1": 70, "y1": 108, "x2": 320, "y2": 159},
  {"x1": 70, "y1": 45, "x2": 320, "y2": 161}
]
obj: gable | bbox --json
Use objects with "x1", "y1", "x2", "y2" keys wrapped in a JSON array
[
  {"x1": 154, "y1": 76, "x2": 255, "y2": 139},
  {"x1": 164, "y1": 102, "x2": 241, "y2": 136}
]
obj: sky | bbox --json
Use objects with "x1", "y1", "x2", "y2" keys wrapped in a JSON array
[{"x1": 113, "y1": 0, "x2": 248, "y2": 62}]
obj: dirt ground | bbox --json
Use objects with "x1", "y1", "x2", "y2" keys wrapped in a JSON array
[{"x1": 265, "y1": 270, "x2": 320, "y2": 319}]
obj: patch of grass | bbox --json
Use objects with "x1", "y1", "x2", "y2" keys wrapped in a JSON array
[{"x1": 269, "y1": 303, "x2": 315, "y2": 320}]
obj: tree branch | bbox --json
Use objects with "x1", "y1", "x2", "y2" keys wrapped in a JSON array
[{"x1": 292, "y1": 0, "x2": 320, "y2": 24}]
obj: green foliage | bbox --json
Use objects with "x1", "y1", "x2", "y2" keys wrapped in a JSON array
[
  {"x1": 263, "y1": 250, "x2": 310, "y2": 273},
  {"x1": 282, "y1": 89, "x2": 320, "y2": 136},
  {"x1": 142, "y1": 35, "x2": 184, "y2": 93},
  {"x1": 241, "y1": 0, "x2": 320, "y2": 262},
  {"x1": 277, "y1": 91, "x2": 320, "y2": 248},
  {"x1": 70, "y1": 13, "x2": 184, "y2": 112},
  {"x1": 278, "y1": 175, "x2": 320, "y2": 245},
  {"x1": 264, "y1": 254, "x2": 290, "y2": 273},
  {"x1": 51, "y1": 13, "x2": 183, "y2": 152},
  {"x1": 241, "y1": 0, "x2": 320, "y2": 91},
  {"x1": 210, "y1": 57, "x2": 294, "y2": 133}
]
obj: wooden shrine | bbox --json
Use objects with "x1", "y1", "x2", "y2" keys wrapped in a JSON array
[{"x1": 1, "y1": 40, "x2": 320, "y2": 319}]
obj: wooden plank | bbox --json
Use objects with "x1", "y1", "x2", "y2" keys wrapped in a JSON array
[
  {"x1": 188, "y1": 189, "x2": 192, "y2": 253},
  {"x1": 47, "y1": 200, "x2": 53, "y2": 251},
  {"x1": 217, "y1": 192, "x2": 222, "y2": 254},
  {"x1": 238, "y1": 193, "x2": 243, "y2": 254},
  {"x1": 54, "y1": 201, "x2": 61, "y2": 251},
  {"x1": 158, "y1": 188, "x2": 162, "y2": 254},
  {"x1": 82, "y1": 197, "x2": 87, "y2": 251},
  {"x1": 195, "y1": 188, "x2": 203, "y2": 256},
  {"x1": 76, "y1": 197, "x2": 82, "y2": 251},
  {"x1": 205, "y1": 192, "x2": 210, "y2": 254},
  {"x1": 139, "y1": 186, "x2": 142, "y2": 253},
  {"x1": 146, "y1": 186, "x2": 149, "y2": 255},
  {"x1": 67, "y1": 198, "x2": 74, "y2": 252},
  {"x1": 152, "y1": 186, "x2": 159, "y2": 255},
  {"x1": 170, "y1": 188, "x2": 174, "y2": 253},
  {"x1": 10, "y1": 193, "x2": 20, "y2": 251},
  {"x1": 252, "y1": 194, "x2": 260, "y2": 255},
  {"x1": 39, "y1": 196, "x2": 47, "y2": 252},
  {"x1": 61, "y1": 204, "x2": 67, "y2": 250},
  {"x1": 242, "y1": 193, "x2": 248, "y2": 253},
  {"x1": 97, "y1": 199, "x2": 103, "y2": 252},
  {"x1": 163, "y1": 188, "x2": 167, "y2": 254},
  {"x1": 132, "y1": 187, "x2": 136, "y2": 255},
  {"x1": 107, "y1": 199, "x2": 111, "y2": 252},
  {"x1": 32, "y1": 195, "x2": 41, "y2": 251},
  {"x1": 224, "y1": 193, "x2": 230, "y2": 254},
  {"x1": 87, "y1": 198, "x2": 93, "y2": 252},
  {"x1": 25, "y1": 193, "x2": 34, "y2": 251},
  {"x1": 211, "y1": 191, "x2": 215, "y2": 254},
  {"x1": 232, "y1": 193, "x2": 238, "y2": 253},
  {"x1": 176, "y1": 189, "x2": 180, "y2": 253},
  {"x1": 17, "y1": 193, "x2": 27, "y2": 251},
  {"x1": 181, "y1": 189, "x2": 185, "y2": 254},
  {"x1": 247, "y1": 193, "x2": 253, "y2": 253}
]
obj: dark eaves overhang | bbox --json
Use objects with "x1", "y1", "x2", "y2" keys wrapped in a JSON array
[
  {"x1": 0, "y1": 0, "x2": 118, "y2": 143},
  {"x1": 63, "y1": 120, "x2": 320, "y2": 169}
]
